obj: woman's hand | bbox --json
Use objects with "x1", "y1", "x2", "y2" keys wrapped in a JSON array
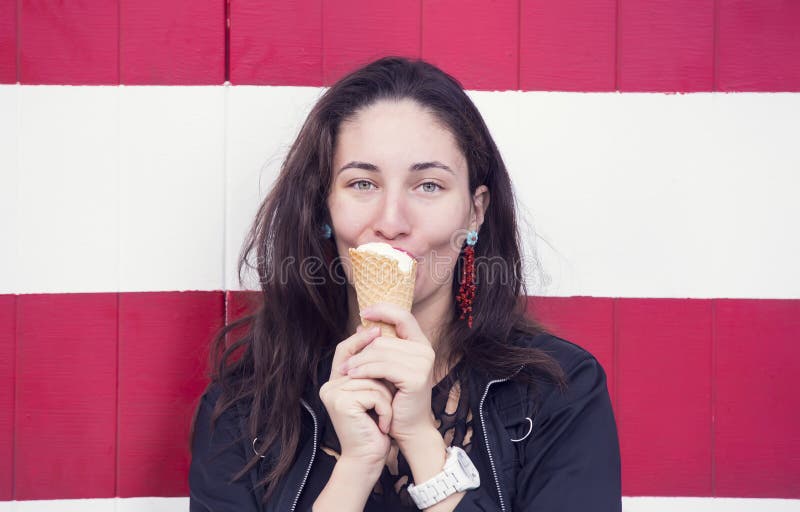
[
  {"x1": 340, "y1": 302, "x2": 437, "y2": 445},
  {"x1": 319, "y1": 326, "x2": 394, "y2": 470}
]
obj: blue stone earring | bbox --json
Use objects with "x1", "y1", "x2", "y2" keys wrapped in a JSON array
[
  {"x1": 466, "y1": 229, "x2": 478, "y2": 246},
  {"x1": 321, "y1": 223, "x2": 332, "y2": 239}
]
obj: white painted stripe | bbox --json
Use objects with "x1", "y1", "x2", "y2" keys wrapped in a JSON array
[
  {"x1": 2, "y1": 85, "x2": 799, "y2": 298},
  {"x1": 114, "y1": 497, "x2": 189, "y2": 512},
  {"x1": 15, "y1": 86, "x2": 119, "y2": 295},
  {"x1": 0, "y1": 85, "x2": 18, "y2": 294},
  {"x1": 0, "y1": 497, "x2": 798, "y2": 512},
  {"x1": 118, "y1": 86, "x2": 225, "y2": 292},
  {"x1": 225, "y1": 85, "x2": 324, "y2": 291},
  {"x1": 481, "y1": 91, "x2": 800, "y2": 299},
  {"x1": 622, "y1": 497, "x2": 800, "y2": 512},
  {"x1": 10, "y1": 497, "x2": 116, "y2": 512}
]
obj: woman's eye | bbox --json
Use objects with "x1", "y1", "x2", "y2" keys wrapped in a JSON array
[
  {"x1": 351, "y1": 180, "x2": 375, "y2": 191},
  {"x1": 421, "y1": 182, "x2": 442, "y2": 193}
]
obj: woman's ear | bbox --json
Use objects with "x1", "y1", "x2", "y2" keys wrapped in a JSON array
[{"x1": 471, "y1": 185, "x2": 490, "y2": 231}]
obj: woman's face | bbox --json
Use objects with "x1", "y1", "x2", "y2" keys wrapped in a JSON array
[{"x1": 327, "y1": 98, "x2": 489, "y2": 312}]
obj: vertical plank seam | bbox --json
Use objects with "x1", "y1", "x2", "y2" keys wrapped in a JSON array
[
  {"x1": 12, "y1": 295, "x2": 18, "y2": 499},
  {"x1": 116, "y1": 81, "x2": 121, "y2": 293},
  {"x1": 710, "y1": 299, "x2": 717, "y2": 496},
  {"x1": 612, "y1": 297, "x2": 619, "y2": 412},
  {"x1": 9, "y1": 69, "x2": 21, "y2": 498},
  {"x1": 615, "y1": 0, "x2": 622, "y2": 91},
  {"x1": 224, "y1": 0, "x2": 230, "y2": 83},
  {"x1": 12, "y1": 77, "x2": 21, "y2": 498},
  {"x1": 712, "y1": 0, "x2": 719, "y2": 91},
  {"x1": 115, "y1": 292, "x2": 121, "y2": 497},
  {"x1": 15, "y1": 0, "x2": 20, "y2": 83},
  {"x1": 224, "y1": 291, "x2": 229, "y2": 337},
  {"x1": 222, "y1": 83, "x2": 228, "y2": 291},
  {"x1": 516, "y1": 0, "x2": 522, "y2": 90},
  {"x1": 117, "y1": 0, "x2": 121, "y2": 84},
  {"x1": 223, "y1": 292, "x2": 230, "y2": 358},
  {"x1": 321, "y1": 0, "x2": 326, "y2": 85},
  {"x1": 418, "y1": 0, "x2": 423, "y2": 59},
  {"x1": 115, "y1": 69, "x2": 122, "y2": 494},
  {"x1": 115, "y1": 71, "x2": 123, "y2": 495}
]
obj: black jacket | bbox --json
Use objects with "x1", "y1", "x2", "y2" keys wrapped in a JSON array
[{"x1": 189, "y1": 333, "x2": 622, "y2": 511}]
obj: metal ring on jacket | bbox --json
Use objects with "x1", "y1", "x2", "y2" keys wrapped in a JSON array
[{"x1": 510, "y1": 417, "x2": 533, "y2": 442}]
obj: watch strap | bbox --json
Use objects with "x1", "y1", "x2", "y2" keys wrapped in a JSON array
[{"x1": 407, "y1": 447, "x2": 479, "y2": 509}]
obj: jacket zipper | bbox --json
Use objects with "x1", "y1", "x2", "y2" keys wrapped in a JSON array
[
  {"x1": 479, "y1": 366, "x2": 524, "y2": 512},
  {"x1": 290, "y1": 398, "x2": 319, "y2": 512}
]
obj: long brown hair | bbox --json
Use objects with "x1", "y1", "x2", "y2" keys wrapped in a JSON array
[{"x1": 192, "y1": 56, "x2": 567, "y2": 504}]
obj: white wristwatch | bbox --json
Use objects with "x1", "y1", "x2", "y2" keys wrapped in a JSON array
[{"x1": 407, "y1": 446, "x2": 480, "y2": 509}]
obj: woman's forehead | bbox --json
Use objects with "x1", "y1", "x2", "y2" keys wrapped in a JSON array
[{"x1": 334, "y1": 100, "x2": 466, "y2": 171}]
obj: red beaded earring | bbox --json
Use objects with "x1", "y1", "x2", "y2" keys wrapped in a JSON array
[{"x1": 456, "y1": 230, "x2": 478, "y2": 328}]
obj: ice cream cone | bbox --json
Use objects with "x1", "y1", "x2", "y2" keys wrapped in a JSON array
[{"x1": 349, "y1": 244, "x2": 417, "y2": 338}]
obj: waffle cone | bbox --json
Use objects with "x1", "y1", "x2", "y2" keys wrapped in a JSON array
[{"x1": 349, "y1": 248, "x2": 417, "y2": 338}]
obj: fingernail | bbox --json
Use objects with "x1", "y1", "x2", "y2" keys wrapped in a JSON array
[
  {"x1": 369, "y1": 326, "x2": 380, "y2": 334},
  {"x1": 339, "y1": 363, "x2": 348, "y2": 373},
  {"x1": 348, "y1": 367, "x2": 360, "y2": 376},
  {"x1": 361, "y1": 308, "x2": 373, "y2": 318}
]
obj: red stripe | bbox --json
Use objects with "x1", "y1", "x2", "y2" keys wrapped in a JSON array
[
  {"x1": 1, "y1": 293, "x2": 799, "y2": 499},
  {"x1": 619, "y1": 0, "x2": 715, "y2": 92},
  {"x1": 520, "y1": 0, "x2": 617, "y2": 92},
  {"x1": 19, "y1": 0, "x2": 119, "y2": 85},
  {"x1": 117, "y1": 292, "x2": 222, "y2": 498},
  {"x1": 717, "y1": 1, "x2": 800, "y2": 91},
  {"x1": 616, "y1": 299, "x2": 714, "y2": 496},
  {"x1": 5, "y1": 0, "x2": 800, "y2": 89},
  {"x1": 119, "y1": 0, "x2": 224, "y2": 85},
  {"x1": 714, "y1": 299, "x2": 800, "y2": 498},
  {"x1": 230, "y1": 0, "x2": 323, "y2": 86},
  {"x1": 15, "y1": 293, "x2": 118, "y2": 500},
  {"x1": 0, "y1": 295, "x2": 14, "y2": 500},
  {"x1": 225, "y1": 290, "x2": 259, "y2": 343},
  {"x1": 0, "y1": 0, "x2": 15, "y2": 83},
  {"x1": 322, "y1": 0, "x2": 422, "y2": 86},
  {"x1": 526, "y1": 296, "x2": 616, "y2": 408},
  {"x1": 422, "y1": 0, "x2": 519, "y2": 91}
]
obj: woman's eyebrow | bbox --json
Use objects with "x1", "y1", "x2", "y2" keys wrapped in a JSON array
[
  {"x1": 411, "y1": 161, "x2": 455, "y2": 174},
  {"x1": 338, "y1": 161, "x2": 378, "y2": 174},
  {"x1": 337, "y1": 160, "x2": 455, "y2": 175}
]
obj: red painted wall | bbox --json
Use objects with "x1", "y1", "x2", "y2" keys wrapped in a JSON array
[
  {"x1": 1, "y1": 293, "x2": 798, "y2": 499},
  {"x1": 1, "y1": 0, "x2": 798, "y2": 90}
]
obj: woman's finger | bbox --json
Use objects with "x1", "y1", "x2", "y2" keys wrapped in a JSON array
[
  {"x1": 354, "y1": 389, "x2": 393, "y2": 434},
  {"x1": 331, "y1": 326, "x2": 381, "y2": 378},
  {"x1": 348, "y1": 361, "x2": 430, "y2": 392},
  {"x1": 349, "y1": 336, "x2": 423, "y2": 359},
  {"x1": 344, "y1": 337, "x2": 433, "y2": 375},
  {"x1": 340, "y1": 377, "x2": 394, "y2": 404},
  {"x1": 360, "y1": 302, "x2": 426, "y2": 342}
]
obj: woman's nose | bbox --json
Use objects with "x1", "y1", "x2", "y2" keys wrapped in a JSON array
[{"x1": 372, "y1": 191, "x2": 411, "y2": 240}]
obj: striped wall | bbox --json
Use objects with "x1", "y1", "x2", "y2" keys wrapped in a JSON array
[{"x1": 1, "y1": 0, "x2": 799, "y2": 510}]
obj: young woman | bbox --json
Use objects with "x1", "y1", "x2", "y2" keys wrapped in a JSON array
[{"x1": 189, "y1": 57, "x2": 621, "y2": 511}]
